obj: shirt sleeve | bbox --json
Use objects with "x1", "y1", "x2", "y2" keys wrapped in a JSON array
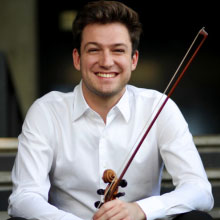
[
  {"x1": 136, "y1": 98, "x2": 214, "y2": 220},
  {"x1": 8, "y1": 101, "x2": 83, "y2": 220}
]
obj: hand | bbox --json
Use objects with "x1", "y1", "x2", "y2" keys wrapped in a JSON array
[{"x1": 93, "y1": 199, "x2": 146, "y2": 220}]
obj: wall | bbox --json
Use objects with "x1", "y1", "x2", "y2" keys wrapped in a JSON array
[{"x1": 0, "y1": 0, "x2": 38, "y2": 117}]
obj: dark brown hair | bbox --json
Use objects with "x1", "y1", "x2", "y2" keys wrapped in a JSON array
[{"x1": 72, "y1": 0, "x2": 142, "y2": 55}]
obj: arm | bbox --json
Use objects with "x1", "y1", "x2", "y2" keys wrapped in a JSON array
[
  {"x1": 136, "y1": 99, "x2": 214, "y2": 220},
  {"x1": 93, "y1": 98, "x2": 213, "y2": 220},
  {"x1": 8, "y1": 101, "x2": 83, "y2": 220}
]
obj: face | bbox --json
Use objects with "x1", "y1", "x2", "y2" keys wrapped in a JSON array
[{"x1": 73, "y1": 22, "x2": 138, "y2": 101}]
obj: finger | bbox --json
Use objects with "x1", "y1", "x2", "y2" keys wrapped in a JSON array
[
  {"x1": 103, "y1": 201, "x2": 131, "y2": 220},
  {"x1": 93, "y1": 200, "x2": 122, "y2": 220},
  {"x1": 94, "y1": 200, "x2": 131, "y2": 220}
]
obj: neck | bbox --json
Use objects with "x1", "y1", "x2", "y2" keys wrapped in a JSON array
[{"x1": 82, "y1": 84, "x2": 125, "y2": 123}]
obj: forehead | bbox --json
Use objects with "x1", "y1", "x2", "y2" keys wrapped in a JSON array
[{"x1": 81, "y1": 22, "x2": 132, "y2": 48}]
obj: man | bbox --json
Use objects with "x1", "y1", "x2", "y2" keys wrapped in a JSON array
[{"x1": 8, "y1": 1, "x2": 214, "y2": 220}]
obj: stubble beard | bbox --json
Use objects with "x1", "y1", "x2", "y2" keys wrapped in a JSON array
[{"x1": 82, "y1": 76, "x2": 131, "y2": 99}]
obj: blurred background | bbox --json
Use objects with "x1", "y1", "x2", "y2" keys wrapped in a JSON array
[
  {"x1": 0, "y1": 1, "x2": 220, "y2": 219},
  {"x1": 0, "y1": 0, "x2": 219, "y2": 136}
]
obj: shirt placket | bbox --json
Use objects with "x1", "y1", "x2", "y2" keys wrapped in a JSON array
[{"x1": 98, "y1": 129, "x2": 109, "y2": 191}]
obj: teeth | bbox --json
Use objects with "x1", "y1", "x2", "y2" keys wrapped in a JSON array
[{"x1": 97, "y1": 73, "x2": 115, "y2": 78}]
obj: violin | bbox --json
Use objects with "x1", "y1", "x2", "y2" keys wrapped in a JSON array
[{"x1": 94, "y1": 27, "x2": 208, "y2": 208}]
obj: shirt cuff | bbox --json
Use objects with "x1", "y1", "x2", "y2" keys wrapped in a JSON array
[{"x1": 136, "y1": 196, "x2": 166, "y2": 220}]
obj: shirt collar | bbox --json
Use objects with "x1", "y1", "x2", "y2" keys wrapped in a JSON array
[
  {"x1": 72, "y1": 81, "x2": 90, "y2": 122},
  {"x1": 72, "y1": 82, "x2": 131, "y2": 123},
  {"x1": 114, "y1": 87, "x2": 131, "y2": 123}
]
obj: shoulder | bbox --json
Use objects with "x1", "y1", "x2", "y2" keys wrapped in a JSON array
[
  {"x1": 24, "y1": 90, "x2": 75, "y2": 123},
  {"x1": 22, "y1": 90, "x2": 75, "y2": 132},
  {"x1": 127, "y1": 84, "x2": 163, "y2": 103},
  {"x1": 31, "y1": 90, "x2": 77, "y2": 116},
  {"x1": 127, "y1": 84, "x2": 182, "y2": 115},
  {"x1": 35, "y1": 91, "x2": 74, "y2": 106}
]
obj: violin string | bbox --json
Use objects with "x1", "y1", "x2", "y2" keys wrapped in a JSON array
[{"x1": 99, "y1": 27, "x2": 206, "y2": 206}]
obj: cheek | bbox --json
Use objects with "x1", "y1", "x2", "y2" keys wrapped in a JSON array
[
  {"x1": 81, "y1": 56, "x2": 98, "y2": 70},
  {"x1": 118, "y1": 57, "x2": 134, "y2": 70}
]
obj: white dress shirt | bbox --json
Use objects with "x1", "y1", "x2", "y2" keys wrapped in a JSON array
[{"x1": 8, "y1": 81, "x2": 214, "y2": 220}]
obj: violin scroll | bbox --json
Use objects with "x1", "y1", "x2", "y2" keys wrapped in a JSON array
[
  {"x1": 94, "y1": 169, "x2": 127, "y2": 208},
  {"x1": 103, "y1": 169, "x2": 116, "y2": 183}
]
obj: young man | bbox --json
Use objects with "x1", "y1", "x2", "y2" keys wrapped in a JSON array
[{"x1": 8, "y1": 1, "x2": 214, "y2": 220}]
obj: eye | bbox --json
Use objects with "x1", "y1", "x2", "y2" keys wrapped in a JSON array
[
  {"x1": 113, "y1": 49, "x2": 125, "y2": 54},
  {"x1": 87, "y1": 48, "x2": 100, "y2": 53}
]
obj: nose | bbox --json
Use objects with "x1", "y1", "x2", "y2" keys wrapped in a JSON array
[{"x1": 99, "y1": 50, "x2": 114, "y2": 68}]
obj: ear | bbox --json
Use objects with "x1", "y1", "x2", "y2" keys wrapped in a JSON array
[
  {"x1": 131, "y1": 50, "x2": 139, "y2": 71},
  {"x1": 72, "y1": 49, "x2": 81, "y2": 71}
]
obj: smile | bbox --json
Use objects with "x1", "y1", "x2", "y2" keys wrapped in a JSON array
[{"x1": 96, "y1": 72, "x2": 117, "y2": 78}]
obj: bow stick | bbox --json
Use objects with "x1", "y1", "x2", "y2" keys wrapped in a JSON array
[{"x1": 97, "y1": 27, "x2": 208, "y2": 206}]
